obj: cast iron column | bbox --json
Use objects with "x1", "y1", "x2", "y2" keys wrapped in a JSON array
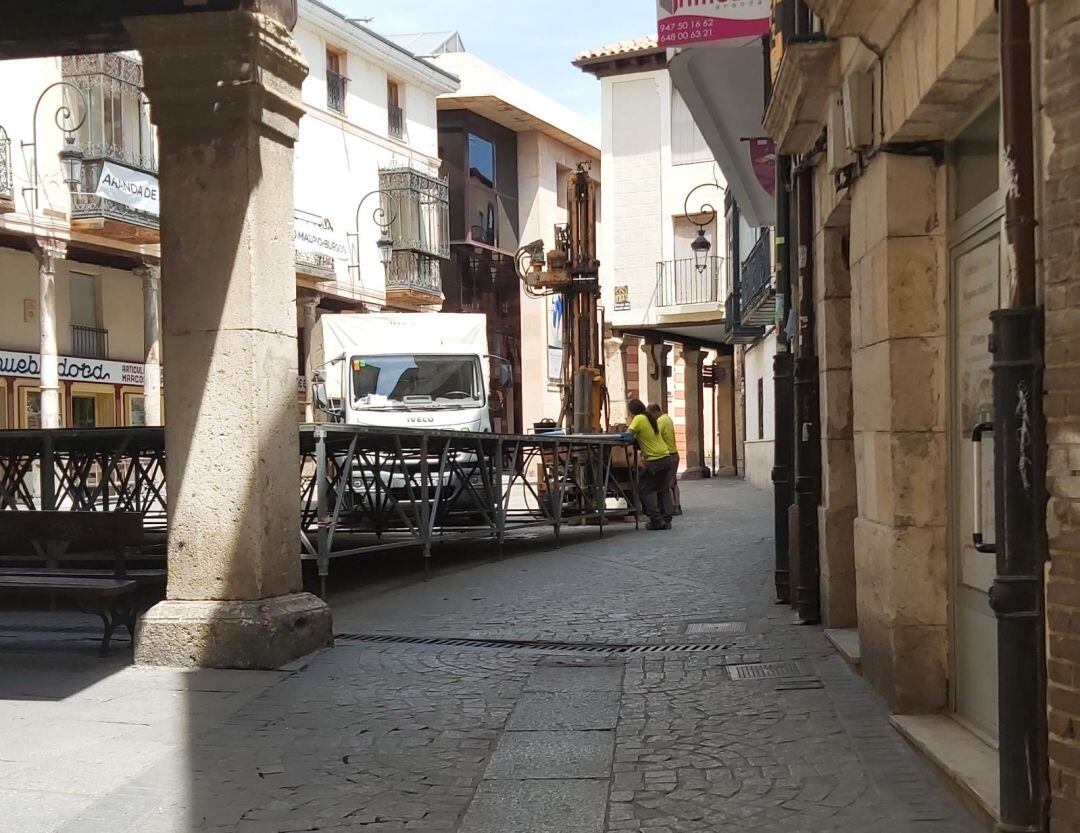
[{"x1": 772, "y1": 155, "x2": 794, "y2": 603}]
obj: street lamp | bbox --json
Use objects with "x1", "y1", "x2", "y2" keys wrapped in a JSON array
[
  {"x1": 22, "y1": 81, "x2": 87, "y2": 210},
  {"x1": 353, "y1": 188, "x2": 399, "y2": 271},
  {"x1": 683, "y1": 182, "x2": 724, "y2": 274}
]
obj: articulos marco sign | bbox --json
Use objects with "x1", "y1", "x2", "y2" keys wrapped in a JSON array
[{"x1": 0, "y1": 350, "x2": 144, "y2": 385}]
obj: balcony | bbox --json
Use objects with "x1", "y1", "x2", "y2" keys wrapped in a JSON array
[
  {"x1": 0, "y1": 126, "x2": 12, "y2": 213},
  {"x1": 71, "y1": 159, "x2": 160, "y2": 244},
  {"x1": 327, "y1": 70, "x2": 347, "y2": 114},
  {"x1": 739, "y1": 230, "x2": 775, "y2": 326},
  {"x1": 378, "y1": 166, "x2": 451, "y2": 261},
  {"x1": 295, "y1": 250, "x2": 336, "y2": 282},
  {"x1": 388, "y1": 104, "x2": 404, "y2": 140},
  {"x1": 724, "y1": 293, "x2": 766, "y2": 345},
  {"x1": 71, "y1": 325, "x2": 108, "y2": 360},
  {"x1": 656, "y1": 256, "x2": 724, "y2": 307},
  {"x1": 384, "y1": 250, "x2": 443, "y2": 309}
]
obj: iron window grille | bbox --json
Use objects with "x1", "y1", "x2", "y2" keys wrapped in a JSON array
[{"x1": 327, "y1": 69, "x2": 347, "y2": 114}]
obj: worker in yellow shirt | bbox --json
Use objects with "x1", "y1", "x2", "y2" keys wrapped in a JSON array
[
  {"x1": 626, "y1": 398, "x2": 676, "y2": 530},
  {"x1": 648, "y1": 402, "x2": 682, "y2": 516}
]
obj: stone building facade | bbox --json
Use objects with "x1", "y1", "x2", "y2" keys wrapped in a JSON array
[{"x1": 748, "y1": 0, "x2": 1080, "y2": 829}]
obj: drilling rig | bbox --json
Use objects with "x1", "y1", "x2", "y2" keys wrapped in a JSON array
[{"x1": 516, "y1": 163, "x2": 605, "y2": 433}]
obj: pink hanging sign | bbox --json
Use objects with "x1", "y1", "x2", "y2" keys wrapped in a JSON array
[
  {"x1": 657, "y1": 0, "x2": 771, "y2": 47},
  {"x1": 748, "y1": 137, "x2": 776, "y2": 196}
]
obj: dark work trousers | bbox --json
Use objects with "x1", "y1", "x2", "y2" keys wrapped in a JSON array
[
  {"x1": 667, "y1": 453, "x2": 681, "y2": 513},
  {"x1": 639, "y1": 454, "x2": 677, "y2": 523}
]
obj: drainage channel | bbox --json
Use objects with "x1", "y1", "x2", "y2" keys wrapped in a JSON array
[{"x1": 335, "y1": 632, "x2": 734, "y2": 654}]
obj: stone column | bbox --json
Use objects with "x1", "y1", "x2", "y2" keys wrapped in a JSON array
[
  {"x1": 299, "y1": 295, "x2": 319, "y2": 422},
  {"x1": 681, "y1": 347, "x2": 707, "y2": 478},
  {"x1": 127, "y1": 10, "x2": 332, "y2": 669},
  {"x1": 137, "y1": 263, "x2": 162, "y2": 426},
  {"x1": 643, "y1": 337, "x2": 670, "y2": 409},
  {"x1": 33, "y1": 238, "x2": 65, "y2": 429},
  {"x1": 849, "y1": 153, "x2": 945, "y2": 712},
  {"x1": 603, "y1": 335, "x2": 628, "y2": 425}
]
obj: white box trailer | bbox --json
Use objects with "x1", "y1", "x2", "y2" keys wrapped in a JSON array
[{"x1": 310, "y1": 313, "x2": 492, "y2": 432}]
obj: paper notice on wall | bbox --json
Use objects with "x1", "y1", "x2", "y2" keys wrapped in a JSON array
[
  {"x1": 657, "y1": 0, "x2": 771, "y2": 46},
  {"x1": 95, "y1": 161, "x2": 160, "y2": 216}
]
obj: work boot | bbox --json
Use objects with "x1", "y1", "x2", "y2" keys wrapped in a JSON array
[
  {"x1": 672, "y1": 506, "x2": 683, "y2": 516},
  {"x1": 645, "y1": 519, "x2": 667, "y2": 531}
]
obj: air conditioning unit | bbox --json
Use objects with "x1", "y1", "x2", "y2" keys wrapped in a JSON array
[{"x1": 843, "y1": 71, "x2": 875, "y2": 151}]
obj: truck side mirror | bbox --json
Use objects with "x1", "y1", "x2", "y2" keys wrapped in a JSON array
[{"x1": 313, "y1": 383, "x2": 330, "y2": 412}]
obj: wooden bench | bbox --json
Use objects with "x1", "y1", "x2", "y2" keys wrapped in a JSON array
[{"x1": 0, "y1": 511, "x2": 147, "y2": 654}]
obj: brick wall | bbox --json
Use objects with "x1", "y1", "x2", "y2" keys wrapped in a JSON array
[{"x1": 1041, "y1": 3, "x2": 1080, "y2": 830}]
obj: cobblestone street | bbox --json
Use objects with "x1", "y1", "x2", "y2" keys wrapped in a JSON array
[{"x1": 2, "y1": 479, "x2": 983, "y2": 832}]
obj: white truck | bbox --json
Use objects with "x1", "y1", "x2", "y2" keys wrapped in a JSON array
[{"x1": 310, "y1": 313, "x2": 493, "y2": 432}]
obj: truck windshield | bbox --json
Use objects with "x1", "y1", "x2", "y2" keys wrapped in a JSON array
[{"x1": 351, "y1": 355, "x2": 483, "y2": 408}]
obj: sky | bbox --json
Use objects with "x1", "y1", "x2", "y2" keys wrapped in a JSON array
[{"x1": 322, "y1": 0, "x2": 658, "y2": 124}]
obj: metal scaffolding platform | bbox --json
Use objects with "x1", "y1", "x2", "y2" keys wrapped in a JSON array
[{"x1": 0, "y1": 426, "x2": 640, "y2": 589}]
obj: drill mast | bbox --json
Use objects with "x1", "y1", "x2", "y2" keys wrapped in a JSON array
[{"x1": 517, "y1": 163, "x2": 604, "y2": 433}]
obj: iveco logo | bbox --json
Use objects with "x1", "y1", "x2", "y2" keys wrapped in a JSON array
[{"x1": 406, "y1": 416, "x2": 436, "y2": 423}]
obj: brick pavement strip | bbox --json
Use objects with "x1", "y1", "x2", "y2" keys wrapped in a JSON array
[{"x1": 0, "y1": 479, "x2": 983, "y2": 832}]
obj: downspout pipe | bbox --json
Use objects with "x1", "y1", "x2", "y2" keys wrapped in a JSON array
[
  {"x1": 990, "y1": 1, "x2": 1048, "y2": 831},
  {"x1": 793, "y1": 163, "x2": 820, "y2": 624},
  {"x1": 772, "y1": 154, "x2": 795, "y2": 604}
]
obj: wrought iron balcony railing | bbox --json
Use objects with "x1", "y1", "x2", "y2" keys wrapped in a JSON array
[
  {"x1": 0, "y1": 125, "x2": 12, "y2": 210},
  {"x1": 327, "y1": 70, "x2": 347, "y2": 114},
  {"x1": 723, "y1": 293, "x2": 766, "y2": 345},
  {"x1": 385, "y1": 251, "x2": 443, "y2": 302},
  {"x1": 388, "y1": 104, "x2": 404, "y2": 139},
  {"x1": 71, "y1": 159, "x2": 159, "y2": 231},
  {"x1": 740, "y1": 229, "x2": 775, "y2": 325},
  {"x1": 656, "y1": 256, "x2": 725, "y2": 307},
  {"x1": 378, "y1": 165, "x2": 451, "y2": 261},
  {"x1": 71, "y1": 325, "x2": 109, "y2": 359}
]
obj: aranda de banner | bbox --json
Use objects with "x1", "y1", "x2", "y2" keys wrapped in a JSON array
[
  {"x1": 95, "y1": 161, "x2": 160, "y2": 216},
  {"x1": 657, "y1": 0, "x2": 771, "y2": 46}
]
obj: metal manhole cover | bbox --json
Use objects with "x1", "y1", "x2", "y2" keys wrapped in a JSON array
[
  {"x1": 685, "y1": 621, "x2": 747, "y2": 635},
  {"x1": 727, "y1": 661, "x2": 803, "y2": 680}
]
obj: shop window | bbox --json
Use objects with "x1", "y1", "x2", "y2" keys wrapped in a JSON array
[
  {"x1": 126, "y1": 393, "x2": 146, "y2": 426},
  {"x1": 72, "y1": 395, "x2": 96, "y2": 429},
  {"x1": 21, "y1": 388, "x2": 42, "y2": 429}
]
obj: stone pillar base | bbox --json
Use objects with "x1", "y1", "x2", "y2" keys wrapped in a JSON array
[
  {"x1": 679, "y1": 466, "x2": 710, "y2": 480},
  {"x1": 135, "y1": 593, "x2": 333, "y2": 670}
]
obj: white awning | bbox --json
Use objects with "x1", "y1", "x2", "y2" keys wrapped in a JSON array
[{"x1": 668, "y1": 39, "x2": 775, "y2": 228}]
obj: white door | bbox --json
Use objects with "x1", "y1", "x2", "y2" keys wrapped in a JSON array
[{"x1": 949, "y1": 222, "x2": 1003, "y2": 742}]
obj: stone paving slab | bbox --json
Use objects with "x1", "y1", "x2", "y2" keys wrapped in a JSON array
[
  {"x1": 525, "y1": 662, "x2": 623, "y2": 692},
  {"x1": 458, "y1": 778, "x2": 609, "y2": 833},
  {"x1": 484, "y1": 729, "x2": 614, "y2": 779},
  {"x1": 506, "y1": 690, "x2": 620, "y2": 731}
]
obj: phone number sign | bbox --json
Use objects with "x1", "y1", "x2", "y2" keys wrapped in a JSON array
[{"x1": 657, "y1": 0, "x2": 770, "y2": 47}]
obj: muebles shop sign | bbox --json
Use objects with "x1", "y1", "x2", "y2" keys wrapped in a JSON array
[
  {"x1": 95, "y1": 161, "x2": 160, "y2": 216},
  {"x1": 0, "y1": 350, "x2": 144, "y2": 385},
  {"x1": 657, "y1": 0, "x2": 771, "y2": 46}
]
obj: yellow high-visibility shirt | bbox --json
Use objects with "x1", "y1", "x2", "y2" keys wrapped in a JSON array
[
  {"x1": 628, "y1": 414, "x2": 671, "y2": 461},
  {"x1": 656, "y1": 413, "x2": 677, "y2": 455}
]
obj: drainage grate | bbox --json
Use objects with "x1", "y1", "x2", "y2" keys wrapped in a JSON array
[
  {"x1": 335, "y1": 633, "x2": 732, "y2": 654},
  {"x1": 685, "y1": 621, "x2": 747, "y2": 635},
  {"x1": 727, "y1": 661, "x2": 804, "y2": 680}
]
